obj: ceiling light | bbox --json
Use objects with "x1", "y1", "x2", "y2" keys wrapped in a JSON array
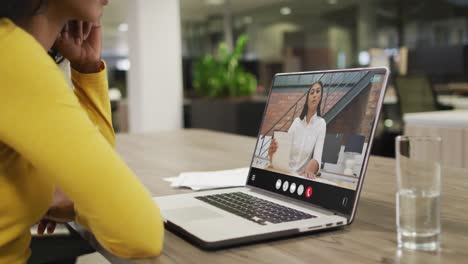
[
  {"x1": 205, "y1": 0, "x2": 225, "y2": 5},
  {"x1": 116, "y1": 59, "x2": 131, "y2": 71},
  {"x1": 328, "y1": 0, "x2": 338, "y2": 5},
  {"x1": 280, "y1": 7, "x2": 292, "y2": 16},
  {"x1": 358, "y1": 51, "x2": 370, "y2": 66},
  {"x1": 118, "y1": 23, "x2": 128, "y2": 32}
]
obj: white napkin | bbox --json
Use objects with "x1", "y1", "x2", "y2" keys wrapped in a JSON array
[{"x1": 164, "y1": 167, "x2": 249, "y2": 191}]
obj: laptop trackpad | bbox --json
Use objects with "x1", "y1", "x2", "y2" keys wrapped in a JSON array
[{"x1": 165, "y1": 206, "x2": 224, "y2": 222}]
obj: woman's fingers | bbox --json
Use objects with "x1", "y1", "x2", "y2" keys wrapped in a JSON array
[
  {"x1": 299, "y1": 170, "x2": 316, "y2": 179},
  {"x1": 69, "y1": 21, "x2": 76, "y2": 41},
  {"x1": 76, "y1": 21, "x2": 83, "y2": 45},
  {"x1": 54, "y1": 23, "x2": 68, "y2": 49},
  {"x1": 84, "y1": 21, "x2": 102, "y2": 51},
  {"x1": 270, "y1": 139, "x2": 277, "y2": 152},
  {"x1": 47, "y1": 221, "x2": 57, "y2": 234},
  {"x1": 37, "y1": 220, "x2": 46, "y2": 235},
  {"x1": 56, "y1": 20, "x2": 91, "y2": 46},
  {"x1": 269, "y1": 141, "x2": 277, "y2": 161},
  {"x1": 61, "y1": 23, "x2": 70, "y2": 41},
  {"x1": 83, "y1": 22, "x2": 93, "y2": 40},
  {"x1": 37, "y1": 219, "x2": 56, "y2": 235},
  {"x1": 69, "y1": 20, "x2": 84, "y2": 45}
]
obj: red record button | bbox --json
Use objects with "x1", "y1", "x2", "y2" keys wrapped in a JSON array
[{"x1": 305, "y1": 186, "x2": 313, "y2": 198}]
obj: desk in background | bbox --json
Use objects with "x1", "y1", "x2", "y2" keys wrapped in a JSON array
[
  {"x1": 434, "y1": 83, "x2": 468, "y2": 95},
  {"x1": 404, "y1": 110, "x2": 468, "y2": 169},
  {"x1": 75, "y1": 129, "x2": 468, "y2": 263},
  {"x1": 438, "y1": 95, "x2": 468, "y2": 110},
  {"x1": 383, "y1": 87, "x2": 468, "y2": 110}
]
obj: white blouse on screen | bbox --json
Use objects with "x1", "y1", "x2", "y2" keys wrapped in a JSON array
[{"x1": 288, "y1": 114, "x2": 326, "y2": 172}]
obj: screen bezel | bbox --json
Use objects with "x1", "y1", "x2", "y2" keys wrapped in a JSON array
[{"x1": 245, "y1": 67, "x2": 390, "y2": 221}]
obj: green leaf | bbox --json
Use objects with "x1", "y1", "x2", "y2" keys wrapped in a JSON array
[{"x1": 192, "y1": 34, "x2": 257, "y2": 98}]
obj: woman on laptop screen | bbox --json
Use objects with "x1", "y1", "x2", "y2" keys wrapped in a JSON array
[{"x1": 268, "y1": 81, "x2": 326, "y2": 179}]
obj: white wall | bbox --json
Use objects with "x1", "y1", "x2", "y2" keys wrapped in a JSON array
[
  {"x1": 128, "y1": 0, "x2": 183, "y2": 132},
  {"x1": 328, "y1": 26, "x2": 353, "y2": 68},
  {"x1": 254, "y1": 22, "x2": 301, "y2": 62},
  {"x1": 357, "y1": 0, "x2": 377, "y2": 51}
]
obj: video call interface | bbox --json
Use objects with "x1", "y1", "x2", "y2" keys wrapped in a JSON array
[{"x1": 248, "y1": 70, "x2": 386, "y2": 213}]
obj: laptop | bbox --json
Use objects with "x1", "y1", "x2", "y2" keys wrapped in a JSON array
[{"x1": 154, "y1": 68, "x2": 389, "y2": 250}]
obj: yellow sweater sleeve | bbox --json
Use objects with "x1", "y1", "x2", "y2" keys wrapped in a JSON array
[
  {"x1": 0, "y1": 20, "x2": 164, "y2": 258},
  {"x1": 71, "y1": 63, "x2": 115, "y2": 146}
]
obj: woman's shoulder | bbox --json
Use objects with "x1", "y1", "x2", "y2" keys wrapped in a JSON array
[
  {"x1": 287, "y1": 117, "x2": 302, "y2": 132},
  {"x1": 0, "y1": 20, "x2": 64, "y2": 94},
  {"x1": 0, "y1": 19, "x2": 57, "y2": 73},
  {"x1": 316, "y1": 116, "x2": 327, "y2": 127},
  {"x1": 0, "y1": 18, "x2": 15, "y2": 37},
  {"x1": 292, "y1": 117, "x2": 305, "y2": 126},
  {"x1": 293, "y1": 117, "x2": 302, "y2": 123}
]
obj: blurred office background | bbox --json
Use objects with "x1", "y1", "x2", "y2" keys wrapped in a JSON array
[{"x1": 100, "y1": 0, "x2": 468, "y2": 159}]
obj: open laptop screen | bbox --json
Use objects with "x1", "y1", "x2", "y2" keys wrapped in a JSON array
[{"x1": 248, "y1": 68, "x2": 389, "y2": 216}]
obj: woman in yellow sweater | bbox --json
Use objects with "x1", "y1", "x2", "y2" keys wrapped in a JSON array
[{"x1": 0, "y1": 0, "x2": 164, "y2": 263}]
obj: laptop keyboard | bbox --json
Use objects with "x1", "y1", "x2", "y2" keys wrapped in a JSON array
[{"x1": 195, "y1": 192, "x2": 315, "y2": 226}]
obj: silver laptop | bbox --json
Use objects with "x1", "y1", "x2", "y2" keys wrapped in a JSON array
[{"x1": 154, "y1": 68, "x2": 389, "y2": 249}]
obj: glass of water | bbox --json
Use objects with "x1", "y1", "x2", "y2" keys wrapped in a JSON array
[{"x1": 395, "y1": 136, "x2": 442, "y2": 251}]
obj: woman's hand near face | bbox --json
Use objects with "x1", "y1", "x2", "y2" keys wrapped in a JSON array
[
  {"x1": 54, "y1": 20, "x2": 102, "y2": 73},
  {"x1": 268, "y1": 138, "x2": 278, "y2": 161}
]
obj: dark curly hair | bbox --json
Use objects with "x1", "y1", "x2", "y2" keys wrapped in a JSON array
[
  {"x1": 1, "y1": 0, "x2": 63, "y2": 63},
  {"x1": 0, "y1": 0, "x2": 46, "y2": 23},
  {"x1": 299, "y1": 81, "x2": 324, "y2": 120}
]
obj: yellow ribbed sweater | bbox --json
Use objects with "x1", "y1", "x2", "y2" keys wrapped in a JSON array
[{"x1": 0, "y1": 18, "x2": 163, "y2": 264}]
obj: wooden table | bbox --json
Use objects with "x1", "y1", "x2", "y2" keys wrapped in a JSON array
[{"x1": 77, "y1": 129, "x2": 468, "y2": 264}]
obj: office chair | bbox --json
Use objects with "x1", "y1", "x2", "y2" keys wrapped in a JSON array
[
  {"x1": 344, "y1": 134, "x2": 365, "y2": 155},
  {"x1": 394, "y1": 75, "x2": 453, "y2": 114},
  {"x1": 321, "y1": 133, "x2": 344, "y2": 165}
]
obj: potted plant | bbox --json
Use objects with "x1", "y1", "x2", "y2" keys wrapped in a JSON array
[
  {"x1": 188, "y1": 35, "x2": 265, "y2": 136},
  {"x1": 192, "y1": 35, "x2": 257, "y2": 97}
]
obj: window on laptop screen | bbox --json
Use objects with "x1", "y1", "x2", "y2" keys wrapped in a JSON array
[{"x1": 248, "y1": 69, "x2": 388, "y2": 215}]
